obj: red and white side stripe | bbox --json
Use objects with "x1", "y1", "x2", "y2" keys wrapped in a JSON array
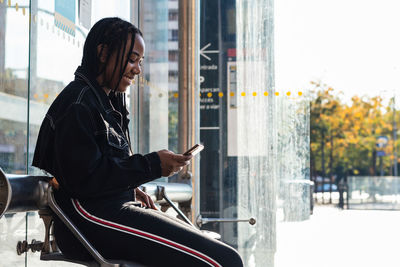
[{"x1": 72, "y1": 199, "x2": 222, "y2": 267}]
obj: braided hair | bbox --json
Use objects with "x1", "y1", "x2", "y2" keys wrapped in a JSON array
[
  {"x1": 81, "y1": 17, "x2": 142, "y2": 152},
  {"x1": 81, "y1": 17, "x2": 142, "y2": 84}
]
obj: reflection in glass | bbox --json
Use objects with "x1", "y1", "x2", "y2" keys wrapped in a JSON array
[
  {"x1": 0, "y1": 213, "x2": 29, "y2": 266},
  {"x1": 138, "y1": 0, "x2": 170, "y2": 156},
  {"x1": 348, "y1": 176, "x2": 400, "y2": 209},
  {"x1": 0, "y1": 1, "x2": 29, "y2": 266},
  {"x1": 235, "y1": 0, "x2": 310, "y2": 266},
  {"x1": 0, "y1": 0, "x2": 29, "y2": 174}
]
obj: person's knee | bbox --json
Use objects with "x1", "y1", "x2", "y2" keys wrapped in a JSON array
[
  {"x1": 217, "y1": 245, "x2": 244, "y2": 267},
  {"x1": 230, "y1": 248, "x2": 244, "y2": 267}
]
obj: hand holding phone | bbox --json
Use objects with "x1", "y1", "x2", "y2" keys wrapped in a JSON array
[
  {"x1": 183, "y1": 144, "x2": 204, "y2": 156},
  {"x1": 157, "y1": 150, "x2": 191, "y2": 177}
]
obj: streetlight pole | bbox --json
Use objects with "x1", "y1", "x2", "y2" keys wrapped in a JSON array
[
  {"x1": 393, "y1": 96, "x2": 398, "y2": 176},
  {"x1": 393, "y1": 95, "x2": 399, "y2": 204}
]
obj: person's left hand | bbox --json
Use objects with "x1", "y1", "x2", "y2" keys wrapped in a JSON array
[{"x1": 135, "y1": 187, "x2": 158, "y2": 210}]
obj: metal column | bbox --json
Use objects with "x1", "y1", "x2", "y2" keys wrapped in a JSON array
[{"x1": 178, "y1": 0, "x2": 200, "y2": 222}]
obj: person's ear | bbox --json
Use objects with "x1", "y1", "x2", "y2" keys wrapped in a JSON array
[{"x1": 97, "y1": 44, "x2": 108, "y2": 63}]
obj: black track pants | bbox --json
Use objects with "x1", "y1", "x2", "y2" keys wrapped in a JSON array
[{"x1": 53, "y1": 190, "x2": 244, "y2": 267}]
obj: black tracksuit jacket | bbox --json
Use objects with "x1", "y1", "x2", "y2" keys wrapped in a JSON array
[{"x1": 32, "y1": 66, "x2": 161, "y2": 200}]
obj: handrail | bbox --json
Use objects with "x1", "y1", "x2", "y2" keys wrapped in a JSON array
[
  {"x1": 0, "y1": 171, "x2": 193, "y2": 218},
  {"x1": 141, "y1": 182, "x2": 192, "y2": 203},
  {"x1": 0, "y1": 168, "x2": 11, "y2": 218}
]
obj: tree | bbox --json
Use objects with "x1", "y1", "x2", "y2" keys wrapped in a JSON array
[{"x1": 311, "y1": 82, "x2": 397, "y2": 185}]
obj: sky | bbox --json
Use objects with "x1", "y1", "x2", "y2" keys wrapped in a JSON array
[{"x1": 275, "y1": 0, "x2": 400, "y2": 105}]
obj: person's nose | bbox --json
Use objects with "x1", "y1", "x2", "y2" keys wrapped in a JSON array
[{"x1": 131, "y1": 62, "x2": 141, "y2": 76}]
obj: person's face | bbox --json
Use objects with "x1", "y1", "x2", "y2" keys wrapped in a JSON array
[{"x1": 103, "y1": 34, "x2": 145, "y2": 93}]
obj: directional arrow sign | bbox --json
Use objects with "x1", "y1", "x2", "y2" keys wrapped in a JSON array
[{"x1": 200, "y1": 43, "x2": 219, "y2": 61}]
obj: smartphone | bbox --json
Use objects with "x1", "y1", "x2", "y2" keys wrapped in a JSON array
[{"x1": 183, "y1": 144, "x2": 204, "y2": 156}]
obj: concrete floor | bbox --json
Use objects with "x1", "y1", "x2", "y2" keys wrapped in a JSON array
[{"x1": 275, "y1": 205, "x2": 400, "y2": 267}]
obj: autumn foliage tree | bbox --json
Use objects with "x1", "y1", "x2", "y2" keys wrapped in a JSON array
[{"x1": 310, "y1": 82, "x2": 398, "y2": 183}]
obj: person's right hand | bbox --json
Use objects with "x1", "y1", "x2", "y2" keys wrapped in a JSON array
[{"x1": 157, "y1": 149, "x2": 192, "y2": 177}]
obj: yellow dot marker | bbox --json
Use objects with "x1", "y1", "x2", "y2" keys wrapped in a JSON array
[
  {"x1": 286, "y1": 91, "x2": 291, "y2": 96},
  {"x1": 207, "y1": 92, "x2": 212, "y2": 98},
  {"x1": 15, "y1": 2, "x2": 18, "y2": 11},
  {"x1": 252, "y1": 92, "x2": 257, "y2": 96},
  {"x1": 173, "y1": 93, "x2": 179, "y2": 98},
  {"x1": 44, "y1": 93, "x2": 49, "y2": 99},
  {"x1": 199, "y1": 93, "x2": 201, "y2": 97},
  {"x1": 33, "y1": 93, "x2": 38, "y2": 99},
  {"x1": 8, "y1": 0, "x2": 10, "y2": 7},
  {"x1": 264, "y1": 91, "x2": 269, "y2": 96},
  {"x1": 241, "y1": 92, "x2": 246, "y2": 96},
  {"x1": 230, "y1": 92, "x2": 235, "y2": 97},
  {"x1": 298, "y1": 91, "x2": 303, "y2": 96},
  {"x1": 22, "y1": 7, "x2": 25, "y2": 15},
  {"x1": 218, "y1": 92, "x2": 224, "y2": 97},
  {"x1": 275, "y1": 92, "x2": 279, "y2": 96}
]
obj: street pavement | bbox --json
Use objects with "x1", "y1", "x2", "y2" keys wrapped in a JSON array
[{"x1": 275, "y1": 205, "x2": 400, "y2": 267}]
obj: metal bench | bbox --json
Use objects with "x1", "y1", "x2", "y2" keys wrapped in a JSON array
[{"x1": 0, "y1": 168, "x2": 192, "y2": 267}]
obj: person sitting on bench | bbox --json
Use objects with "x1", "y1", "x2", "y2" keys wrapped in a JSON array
[{"x1": 32, "y1": 17, "x2": 244, "y2": 267}]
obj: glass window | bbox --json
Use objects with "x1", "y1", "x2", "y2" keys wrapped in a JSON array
[
  {"x1": 0, "y1": 0, "x2": 29, "y2": 265},
  {"x1": 199, "y1": 1, "x2": 310, "y2": 266},
  {"x1": 168, "y1": 10, "x2": 178, "y2": 21},
  {"x1": 137, "y1": 0, "x2": 180, "y2": 157},
  {"x1": 0, "y1": 0, "x2": 29, "y2": 175},
  {"x1": 168, "y1": 50, "x2": 179, "y2": 62},
  {"x1": 168, "y1": 29, "x2": 178, "y2": 41}
]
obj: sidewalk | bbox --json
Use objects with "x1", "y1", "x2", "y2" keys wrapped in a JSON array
[{"x1": 275, "y1": 205, "x2": 400, "y2": 267}]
